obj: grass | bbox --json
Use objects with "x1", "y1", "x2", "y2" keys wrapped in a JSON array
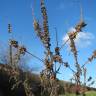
[
  {"x1": 59, "y1": 91, "x2": 96, "y2": 96},
  {"x1": 86, "y1": 91, "x2": 96, "y2": 96}
]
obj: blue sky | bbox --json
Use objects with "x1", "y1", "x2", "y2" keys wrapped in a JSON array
[{"x1": 0, "y1": 0, "x2": 96, "y2": 86}]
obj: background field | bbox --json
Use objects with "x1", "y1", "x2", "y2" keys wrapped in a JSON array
[{"x1": 59, "y1": 91, "x2": 96, "y2": 96}]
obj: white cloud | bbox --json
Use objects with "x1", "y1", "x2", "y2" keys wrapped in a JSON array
[{"x1": 63, "y1": 27, "x2": 95, "y2": 48}]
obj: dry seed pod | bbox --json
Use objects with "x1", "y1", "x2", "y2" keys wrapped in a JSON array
[
  {"x1": 88, "y1": 57, "x2": 94, "y2": 62},
  {"x1": 75, "y1": 21, "x2": 87, "y2": 32},
  {"x1": 69, "y1": 35, "x2": 77, "y2": 56},
  {"x1": 10, "y1": 40, "x2": 18, "y2": 48},
  {"x1": 33, "y1": 19, "x2": 42, "y2": 36},
  {"x1": 64, "y1": 62, "x2": 69, "y2": 67},
  {"x1": 8, "y1": 23, "x2": 12, "y2": 33},
  {"x1": 88, "y1": 50, "x2": 96, "y2": 62},
  {"x1": 45, "y1": 59, "x2": 51, "y2": 69},
  {"x1": 19, "y1": 46, "x2": 26, "y2": 55},
  {"x1": 33, "y1": 19, "x2": 39, "y2": 31},
  {"x1": 53, "y1": 55, "x2": 62, "y2": 63},
  {"x1": 88, "y1": 76, "x2": 92, "y2": 82},
  {"x1": 46, "y1": 64, "x2": 51, "y2": 69},
  {"x1": 55, "y1": 47, "x2": 60, "y2": 55}
]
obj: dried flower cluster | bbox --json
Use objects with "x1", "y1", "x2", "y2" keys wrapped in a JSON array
[
  {"x1": 10, "y1": 40, "x2": 26, "y2": 55},
  {"x1": 75, "y1": 21, "x2": 87, "y2": 32},
  {"x1": 68, "y1": 32, "x2": 78, "y2": 59},
  {"x1": 33, "y1": 0, "x2": 51, "y2": 50},
  {"x1": 41, "y1": 0, "x2": 50, "y2": 50}
]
